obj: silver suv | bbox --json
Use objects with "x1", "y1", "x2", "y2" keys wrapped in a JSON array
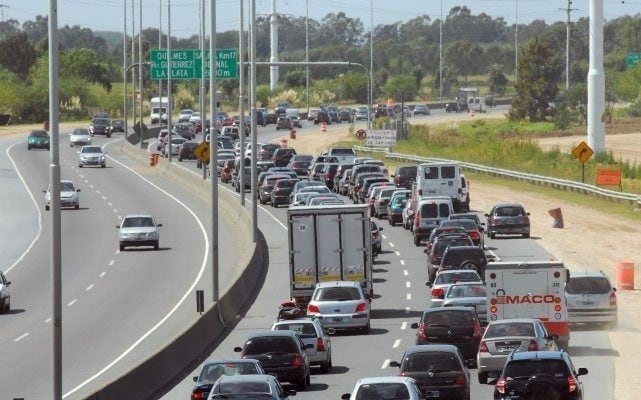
[
  {"x1": 566, "y1": 271, "x2": 617, "y2": 327},
  {"x1": 272, "y1": 317, "x2": 333, "y2": 373},
  {"x1": 0, "y1": 271, "x2": 11, "y2": 314},
  {"x1": 116, "y1": 214, "x2": 162, "y2": 251},
  {"x1": 78, "y1": 145, "x2": 106, "y2": 168}
]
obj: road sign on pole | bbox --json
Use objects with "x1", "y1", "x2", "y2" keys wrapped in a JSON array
[
  {"x1": 193, "y1": 141, "x2": 210, "y2": 164},
  {"x1": 571, "y1": 141, "x2": 594, "y2": 164},
  {"x1": 627, "y1": 53, "x2": 641, "y2": 69},
  {"x1": 150, "y1": 49, "x2": 237, "y2": 79}
]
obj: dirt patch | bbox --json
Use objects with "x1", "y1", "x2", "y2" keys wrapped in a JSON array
[
  {"x1": 281, "y1": 117, "x2": 641, "y2": 400},
  {"x1": 537, "y1": 133, "x2": 641, "y2": 165}
]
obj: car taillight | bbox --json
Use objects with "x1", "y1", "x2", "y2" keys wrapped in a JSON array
[
  {"x1": 479, "y1": 341, "x2": 489, "y2": 353},
  {"x1": 610, "y1": 291, "x2": 617, "y2": 306},
  {"x1": 521, "y1": 215, "x2": 530, "y2": 224},
  {"x1": 567, "y1": 376, "x2": 578, "y2": 392},
  {"x1": 355, "y1": 302, "x2": 367, "y2": 312},
  {"x1": 292, "y1": 354, "x2": 303, "y2": 367},
  {"x1": 528, "y1": 340, "x2": 538, "y2": 351},
  {"x1": 473, "y1": 321, "x2": 482, "y2": 338},
  {"x1": 417, "y1": 323, "x2": 427, "y2": 342},
  {"x1": 469, "y1": 231, "x2": 480, "y2": 240},
  {"x1": 316, "y1": 337, "x2": 325, "y2": 352},
  {"x1": 308, "y1": 304, "x2": 320, "y2": 313},
  {"x1": 496, "y1": 378, "x2": 507, "y2": 394},
  {"x1": 454, "y1": 371, "x2": 466, "y2": 386},
  {"x1": 191, "y1": 390, "x2": 207, "y2": 400},
  {"x1": 431, "y1": 288, "x2": 445, "y2": 299}
]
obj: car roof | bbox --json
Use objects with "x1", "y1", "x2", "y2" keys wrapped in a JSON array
[
  {"x1": 203, "y1": 358, "x2": 261, "y2": 366},
  {"x1": 405, "y1": 344, "x2": 460, "y2": 355},
  {"x1": 245, "y1": 330, "x2": 300, "y2": 339},
  {"x1": 493, "y1": 202, "x2": 525, "y2": 208},
  {"x1": 424, "y1": 306, "x2": 476, "y2": 313},
  {"x1": 122, "y1": 214, "x2": 153, "y2": 219},
  {"x1": 216, "y1": 374, "x2": 275, "y2": 383},
  {"x1": 488, "y1": 318, "x2": 540, "y2": 325},
  {"x1": 315, "y1": 280, "x2": 361, "y2": 289},
  {"x1": 356, "y1": 376, "x2": 415, "y2": 385},
  {"x1": 444, "y1": 246, "x2": 483, "y2": 253},
  {"x1": 509, "y1": 351, "x2": 567, "y2": 361},
  {"x1": 60, "y1": 180, "x2": 75, "y2": 184},
  {"x1": 569, "y1": 271, "x2": 609, "y2": 278}
]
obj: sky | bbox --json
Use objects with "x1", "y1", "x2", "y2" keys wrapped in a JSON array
[{"x1": 1, "y1": 0, "x2": 639, "y2": 38}]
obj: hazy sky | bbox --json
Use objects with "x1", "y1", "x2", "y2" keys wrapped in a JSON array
[{"x1": 2, "y1": 0, "x2": 637, "y2": 38}]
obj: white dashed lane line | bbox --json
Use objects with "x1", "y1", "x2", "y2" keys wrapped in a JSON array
[
  {"x1": 67, "y1": 299, "x2": 78, "y2": 307},
  {"x1": 101, "y1": 196, "x2": 107, "y2": 200},
  {"x1": 395, "y1": 251, "x2": 400, "y2": 256},
  {"x1": 392, "y1": 339, "x2": 401, "y2": 348},
  {"x1": 108, "y1": 260, "x2": 114, "y2": 266},
  {"x1": 401, "y1": 322, "x2": 407, "y2": 330},
  {"x1": 406, "y1": 281, "x2": 411, "y2": 288},
  {"x1": 381, "y1": 234, "x2": 387, "y2": 240},
  {"x1": 400, "y1": 260, "x2": 405, "y2": 266},
  {"x1": 85, "y1": 284, "x2": 94, "y2": 291},
  {"x1": 99, "y1": 271, "x2": 106, "y2": 278},
  {"x1": 405, "y1": 307, "x2": 411, "y2": 314},
  {"x1": 90, "y1": 185, "x2": 94, "y2": 189},
  {"x1": 406, "y1": 293, "x2": 411, "y2": 300},
  {"x1": 389, "y1": 242, "x2": 395, "y2": 248},
  {"x1": 44, "y1": 318, "x2": 52, "y2": 323},
  {"x1": 107, "y1": 202, "x2": 112, "y2": 207},
  {"x1": 14, "y1": 333, "x2": 29, "y2": 342},
  {"x1": 403, "y1": 270, "x2": 408, "y2": 276},
  {"x1": 381, "y1": 359, "x2": 390, "y2": 369}
]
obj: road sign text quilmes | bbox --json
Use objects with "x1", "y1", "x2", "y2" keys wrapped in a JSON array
[{"x1": 150, "y1": 49, "x2": 237, "y2": 80}]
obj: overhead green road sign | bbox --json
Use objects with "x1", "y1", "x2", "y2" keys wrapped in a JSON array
[
  {"x1": 150, "y1": 49, "x2": 237, "y2": 79},
  {"x1": 626, "y1": 53, "x2": 641, "y2": 69}
]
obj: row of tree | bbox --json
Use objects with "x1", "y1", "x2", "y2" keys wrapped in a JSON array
[{"x1": 2, "y1": 7, "x2": 641, "y2": 123}]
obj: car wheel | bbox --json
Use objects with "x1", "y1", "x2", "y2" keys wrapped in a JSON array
[
  {"x1": 361, "y1": 322, "x2": 371, "y2": 334},
  {"x1": 119, "y1": 244, "x2": 125, "y2": 251},
  {"x1": 478, "y1": 371, "x2": 488, "y2": 384},
  {"x1": 107, "y1": 134, "x2": 111, "y2": 138},
  {"x1": 178, "y1": 157, "x2": 182, "y2": 162},
  {"x1": 557, "y1": 340, "x2": 569, "y2": 351},
  {"x1": 413, "y1": 235, "x2": 421, "y2": 246},
  {"x1": 101, "y1": 163, "x2": 106, "y2": 168},
  {"x1": 74, "y1": 204, "x2": 79, "y2": 210},
  {"x1": 0, "y1": 298, "x2": 4, "y2": 314},
  {"x1": 28, "y1": 145, "x2": 31, "y2": 150},
  {"x1": 154, "y1": 241, "x2": 159, "y2": 250},
  {"x1": 78, "y1": 164, "x2": 83, "y2": 168},
  {"x1": 489, "y1": 232, "x2": 496, "y2": 239},
  {"x1": 45, "y1": 205, "x2": 50, "y2": 211},
  {"x1": 522, "y1": 233, "x2": 530, "y2": 238},
  {"x1": 296, "y1": 374, "x2": 307, "y2": 391}
]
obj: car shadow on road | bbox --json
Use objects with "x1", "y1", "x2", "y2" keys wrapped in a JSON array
[
  {"x1": 374, "y1": 260, "x2": 390, "y2": 266},
  {"x1": 323, "y1": 365, "x2": 349, "y2": 375},
  {"x1": 373, "y1": 278, "x2": 387, "y2": 283},
  {"x1": 371, "y1": 309, "x2": 423, "y2": 319},
  {"x1": 373, "y1": 268, "x2": 388, "y2": 273},
  {"x1": 4, "y1": 308, "x2": 26, "y2": 315},
  {"x1": 568, "y1": 346, "x2": 620, "y2": 357},
  {"x1": 122, "y1": 247, "x2": 172, "y2": 252}
]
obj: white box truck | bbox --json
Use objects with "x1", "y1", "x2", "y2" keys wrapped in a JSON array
[
  {"x1": 485, "y1": 261, "x2": 570, "y2": 348},
  {"x1": 150, "y1": 96, "x2": 169, "y2": 124},
  {"x1": 288, "y1": 204, "x2": 373, "y2": 304}
]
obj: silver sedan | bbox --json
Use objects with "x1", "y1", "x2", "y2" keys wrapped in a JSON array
[
  {"x1": 307, "y1": 281, "x2": 371, "y2": 334},
  {"x1": 117, "y1": 214, "x2": 162, "y2": 251}
]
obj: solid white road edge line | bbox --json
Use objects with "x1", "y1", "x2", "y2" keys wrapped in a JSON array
[
  {"x1": 14, "y1": 333, "x2": 29, "y2": 342},
  {"x1": 5, "y1": 141, "x2": 43, "y2": 274},
  {"x1": 62, "y1": 139, "x2": 211, "y2": 399}
]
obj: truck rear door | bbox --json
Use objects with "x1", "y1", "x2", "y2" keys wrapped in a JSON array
[
  {"x1": 340, "y1": 212, "x2": 368, "y2": 284},
  {"x1": 289, "y1": 213, "x2": 318, "y2": 292},
  {"x1": 316, "y1": 213, "x2": 342, "y2": 282}
]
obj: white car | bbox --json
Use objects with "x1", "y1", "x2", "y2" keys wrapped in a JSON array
[
  {"x1": 69, "y1": 128, "x2": 92, "y2": 147},
  {"x1": 117, "y1": 214, "x2": 162, "y2": 251},
  {"x1": 566, "y1": 271, "x2": 618, "y2": 327},
  {"x1": 44, "y1": 180, "x2": 81, "y2": 210},
  {"x1": 272, "y1": 317, "x2": 333, "y2": 373},
  {"x1": 178, "y1": 108, "x2": 193, "y2": 123},
  {"x1": 428, "y1": 270, "x2": 482, "y2": 308},
  {"x1": 189, "y1": 111, "x2": 201, "y2": 124},
  {"x1": 341, "y1": 376, "x2": 424, "y2": 400},
  {"x1": 163, "y1": 137, "x2": 187, "y2": 157},
  {"x1": 0, "y1": 271, "x2": 11, "y2": 314},
  {"x1": 78, "y1": 145, "x2": 106, "y2": 168}
]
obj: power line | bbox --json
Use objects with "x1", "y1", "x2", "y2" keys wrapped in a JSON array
[{"x1": 0, "y1": 3, "x2": 8, "y2": 23}]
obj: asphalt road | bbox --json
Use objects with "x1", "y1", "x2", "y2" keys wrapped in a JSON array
[
  {"x1": 0, "y1": 130, "x2": 243, "y2": 399},
  {"x1": 162, "y1": 110, "x2": 614, "y2": 400}
]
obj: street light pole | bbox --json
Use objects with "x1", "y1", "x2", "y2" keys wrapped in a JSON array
[
  {"x1": 139, "y1": 0, "x2": 144, "y2": 148},
  {"x1": 167, "y1": 0, "x2": 172, "y2": 161},
  {"x1": 369, "y1": 0, "x2": 373, "y2": 130},
  {"x1": 514, "y1": 0, "x2": 519, "y2": 85},
  {"x1": 124, "y1": 0, "x2": 128, "y2": 137},
  {"x1": 159, "y1": 0, "x2": 163, "y2": 128},
  {"x1": 239, "y1": 0, "x2": 246, "y2": 205},
  {"x1": 48, "y1": 0, "x2": 62, "y2": 398},
  {"x1": 200, "y1": 0, "x2": 206, "y2": 179},
  {"x1": 561, "y1": 0, "x2": 577, "y2": 91},
  {"x1": 251, "y1": 0, "x2": 258, "y2": 242},
  {"x1": 210, "y1": 0, "x2": 220, "y2": 301},
  {"x1": 439, "y1": 0, "x2": 443, "y2": 106},
  {"x1": 131, "y1": 0, "x2": 136, "y2": 129},
  {"x1": 305, "y1": 0, "x2": 310, "y2": 117}
]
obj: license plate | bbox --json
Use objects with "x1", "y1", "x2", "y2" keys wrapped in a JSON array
[
  {"x1": 582, "y1": 301, "x2": 594, "y2": 305},
  {"x1": 425, "y1": 390, "x2": 439, "y2": 398},
  {"x1": 333, "y1": 318, "x2": 343, "y2": 322}
]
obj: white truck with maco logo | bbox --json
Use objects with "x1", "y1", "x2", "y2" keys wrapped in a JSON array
[
  {"x1": 485, "y1": 261, "x2": 570, "y2": 348},
  {"x1": 288, "y1": 204, "x2": 373, "y2": 304}
]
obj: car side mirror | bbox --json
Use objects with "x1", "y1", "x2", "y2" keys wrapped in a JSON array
[
  {"x1": 233, "y1": 346, "x2": 243, "y2": 353},
  {"x1": 425, "y1": 281, "x2": 432, "y2": 287},
  {"x1": 578, "y1": 367, "x2": 588, "y2": 376},
  {"x1": 76, "y1": 189, "x2": 81, "y2": 192},
  {"x1": 157, "y1": 223, "x2": 163, "y2": 227},
  {"x1": 389, "y1": 361, "x2": 401, "y2": 368},
  {"x1": 341, "y1": 394, "x2": 351, "y2": 400},
  {"x1": 115, "y1": 225, "x2": 121, "y2": 228},
  {"x1": 410, "y1": 322, "x2": 419, "y2": 329},
  {"x1": 193, "y1": 376, "x2": 198, "y2": 382}
]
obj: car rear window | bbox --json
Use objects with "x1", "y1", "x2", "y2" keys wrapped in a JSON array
[
  {"x1": 446, "y1": 285, "x2": 486, "y2": 299},
  {"x1": 273, "y1": 323, "x2": 318, "y2": 338},
  {"x1": 276, "y1": 180, "x2": 297, "y2": 188},
  {"x1": 199, "y1": 362, "x2": 260, "y2": 382},
  {"x1": 442, "y1": 248, "x2": 486, "y2": 267},
  {"x1": 434, "y1": 271, "x2": 480, "y2": 285},
  {"x1": 356, "y1": 383, "x2": 410, "y2": 400},
  {"x1": 485, "y1": 322, "x2": 535, "y2": 338},
  {"x1": 441, "y1": 219, "x2": 476, "y2": 231},
  {"x1": 293, "y1": 161, "x2": 310, "y2": 168},
  {"x1": 504, "y1": 359, "x2": 570, "y2": 378},
  {"x1": 422, "y1": 310, "x2": 476, "y2": 326},
  {"x1": 314, "y1": 287, "x2": 361, "y2": 301},
  {"x1": 397, "y1": 166, "x2": 417, "y2": 178},
  {"x1": 403, "y1": 352, "x2": 461, "y2": 372},
  {"x1": 441, "y1": 166, "x2": 456, "y2": 179},
  {"x1": 243, "y1": 337, "x2": 298, "y2": 355},
  {"x1": 218, "y1": 381, "x2": 271, "y2": 394},
  {"x1": 421, "y1": 203, "x2": 438, "y2": 218},
  {"x1": 495, "y1": 206, "x2": 526, "y2": 217},
  {"x1": 566, "y1": 277, "x2": 611, "y2": 294},
  {"x1": 434, "y1": 238, "x2": 473, "y2": 254},
  {"x1": 329, "y1": 148, "x2": 356, "y2": 156}
]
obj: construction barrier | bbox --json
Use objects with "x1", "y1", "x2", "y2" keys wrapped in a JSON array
[
  {"x1": 149, "y1": 153, "x2": 159, "y2": 166},
  {"x1": 321, "y1": 122, "x2": 328, "y2": 132},
  {"x1": 548, "y1": 208, "x2": 564, "y2": 228},
  {"x1": 617, "y1": 260, "x2": 635, "y2": 290}
]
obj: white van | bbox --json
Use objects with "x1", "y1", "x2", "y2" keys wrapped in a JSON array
[
  {"x1": 416, "y1": 162, "x2": 466, "y2": 212},
  {"x1": 412, "y1": 196, "x2": 454, "y2": 246}
]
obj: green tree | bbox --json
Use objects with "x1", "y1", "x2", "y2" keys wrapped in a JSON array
[
  {"x1": 383, "y1": 74, "x2": 418, "y2": 101},
  {"x1": 444, "y1": 40, "x2": 483, "y2": 85},
  {"x1": 508, "y1": 37, "x2": 562, "y2": 121},
  {"x1": 61, "y1": 48, "x2": 112, "y2": 90},
  {"x1": 0, "y1": 32, "x2": 37, "y2": 79},
  {"x1": 488, "y1": 64, "x2": 508, "y2": 94}
]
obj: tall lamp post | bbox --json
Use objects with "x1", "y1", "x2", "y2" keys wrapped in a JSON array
[
  {"x1": 123, "y1": 0, "x2": 128, "y2": 137},
  {"x1": 210, "y1": 0, "x2": 220, "y2": 301},
  {"x1": 514, "y1": 0, "x2": 519, "y2": 85},
  {"x1": 369, "y1": 0, "x2": 373, "y2": 130},
  {"x1": 139, "y1": 0, "x2": 144, "y2": 148},
  {"x1": 439, "y1": 0, "x2": 443, "y2": 106},
  {"x1": 239, "y1": 0, "x2": 246, "y2": 204}
]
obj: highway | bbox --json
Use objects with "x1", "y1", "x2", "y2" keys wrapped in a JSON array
[
  {"x1": 161, "y1": 109, "x2": 614, "y2": 400},
  {"x1": 0, "y1": 130, "x2": 244, "y2": 399}
]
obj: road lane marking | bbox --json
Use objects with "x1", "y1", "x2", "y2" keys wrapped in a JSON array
[
  {"x1": 114, "y1": 209, "x2": 118, "y2": 213},
  {"x1": 108, "y1": 260, "x2": 114, "y2": 266},
  {"x1": 404, "y1": 270, "x2": 408, "y2": 276},
  {"x1": 90, "y1": 184, "x2": 94, "y2": 189},
  {"x1": 389, "y1": 242, "x2": 395, "y2": 248},
  {"x1": 406, "y1": 293, "x2": 411, "y2": 300},
  {"x1": 5, "y1": 142, "x2": 44, "y2": 274},
  {"x1": 406, "y1": 281, "x2": 411, "y2": 288},
  {"x1": 400, "y1": 260, "x2": 405, "y2": 266},
  {"x1": 393, "y1": 339, "x2": 401, "y2": 348},
  {"x1": 67, "y1": 299, "x2": 78, "y2": 307},
  {"x1": 401, "y1": 322, "x2": 407, "y2": 330},
  {"x1": 116, "y1": 249, "x2": 120, "y2": 254},
  {"x1": 117, "y1": 215, "x2": 122, "y2": 220},
  {"x1": 99, "y1": 271, "x2": 106, "y2": 278},
  {"x1": 395, "y1": 251, "x2": 400, "y2": 256},
  {"x1": 45, "y1": 318, "x2": 52, "y2": 323},
  {"x1": 405, "y1": 307, "x2": 410, "y2": 314},
  {"x1": 101, "y1": 195, "x2": 107, "y2": 200},
  {"x1": 381, "y1": 359, "x2": 390, "y2": 369},
  {"x1": 487, "y1": 248, "x2": 501, "y2": 261},
  {"x1": 86, "y1": 284, "x2": 94, "y2": 291},
  {"x1": 107, "y1": 202, "x2": 112, "y2": 206},
  {"x1": 14, "y1": 333, "x2": 29, "y2": 342},
  {"x1": 96, "y1": 190, "x2": 101, "y2": 194},
  {"x1": 79, "y1": 174, "x2": 84, "y2": 178},
  {"x1": 381, "y1": 234, "x2": 387, "y2": 239},
  {"x1": 64, "y1": 139, "x2": 212, "y2": 399},
  {"x1": 84, "y1": 179, "x2": 88, "y2": 183}
]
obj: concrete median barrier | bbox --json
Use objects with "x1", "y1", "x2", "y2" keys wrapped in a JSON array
[{"x1": 85, "y1": 142, "x2": 267, "y2": 400}]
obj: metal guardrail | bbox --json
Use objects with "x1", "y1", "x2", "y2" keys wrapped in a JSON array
[{"x1": 353, "y1": 145, "x2": 641, "y2": 206}]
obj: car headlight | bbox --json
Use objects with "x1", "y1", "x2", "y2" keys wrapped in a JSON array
[
  {"x1": 44, "y1": 140, "x2": 49, "y2": 144},
  {"x1": 100, "y1": 156, "x2": 105, "y2": 160},
  {"x1": 80, "y1": 156, "x2": 87, "y2": 160}
]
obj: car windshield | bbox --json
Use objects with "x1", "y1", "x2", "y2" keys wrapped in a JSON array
[
  {"x1": 566, "y1": 277, "x2": 611, "y2": 294},
  {"x1": 446, "y1": 285, "x2": 486, "y2": 298},
  {"x1": 82, "y1": 146, "x2": 102, "y2": 153},
  {"x1": 72, "y1": 129, "x2": 90, "y2": 135},
  {"x1": 422, "y1": 310, "x2": 476, "y2": 326},
  {"x1": 485, "y1": 322, "x2": 535, "y2": 338},
  {"x1": 314, "y1": 287, "x2": 361, "y2": 301},
  {"x1": 495, "y1": 206, "x2": 526, "y2": 217},
  {"x1": 434, "y1": 272, "x2": 480, "y2": 285},
  {"x1": 198, "y1": 362, "x2": 260, "y2": 383},
  {"x1": 403, "y1": 352, "x2": 461, "y2": 373},
  {"x1": 31, "y1": 131, "x2": 48, "y2": 137},
  {"x1": 355, "y1": 383, "x2": 410, "y2": 400},
  {"x1": 301, "y1": 186, "x2": 330, "y2": 194},
  {"x1": 122, "y1": 217, "x2": 154, "y2": 228},
  {"x1": 273, "y1": 323, "x2": 318, "y2": 338},
  {"x1": 92, "y1": 119, "x2": 109, "y2": 125},
  {"x1": 504, "y1": 359, "x2": 569, "y2": 379},
  {"x1": 217, "y1": 381, "x2": 271, "y2": 394},
  {"x1": 60, "y1": 182, "x2": 75, "y2": 192},
  {"x1": 243, "y1": 337, "x2": 298, "y2": 355}
]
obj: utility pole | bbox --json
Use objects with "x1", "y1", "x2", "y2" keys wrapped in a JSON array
[
  {"x1": 269, "y1": 0, "x2": 279, "y2": 91},
  {"x1": 159, "y1": 0, "x2": 163, "y2": 130},
  {"x1": 200, "y1": 0, "x2": 206, "y2": 179},
  {"x1": 439, "y1": 0, "x2": 443, "y2": 106},
  {"x1": 369, "y1": 0, "x2": 374, "y2": 129},
  {"x1": 210, "y1": 0, "x2": 220, "y2": 302},
  {"x1": 514, "y1": 0, "x2": 519, "y2": 85},
  {"x1": 139, "y1": 0, "x2": 144, "y2": 148},
  {"x1": 239, "y1": 0, "x2": 246, "y2": 205},
  {"x1": 0, "y1": 3, "x2": 8, "y2": 23},
  {"x1": 131, "y1": 0, "x2": 136, "y2": 131},
  {"x1": 167, "y1": 0, "x2": 172, "y2": 161},
  {"x1": 560, "y1": 0, "x2": 577, "y2": 91},
  {"x1": 305, "y1": 0, "x2": 310, "y2": 118},
  {"x1": 588, "y1": 0, "x2": 605, "y2": 154},
  {"x1": 123, "y1": 0, "x2": 128, "y2": 136}
]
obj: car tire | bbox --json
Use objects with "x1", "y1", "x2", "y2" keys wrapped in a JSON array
[
  {"x1": 5, "y1": 298, "x2": 9, "y2": 313},
  {"x1": 74, "y1": 204, "x2": 79, "y2": 210},
  {"x1": 523, "y1": 233, "x2": 530, "y2": 238},
  {"x1": 107, "y1": 134, "x2": 111, "y2": 138},
  {"x1": 478, "y1": 371, "x2": 488, "y2": 384},
  {"x1": 154, "y1": 241, "x2": 159, "y2": 250},
  {"x1": 489, "y1": 232, "x2": 496, "y2": 239},
  {"x1": 296, "y1": 374, "x2": 308, "y2": 391},
  {"x1": 45, "y1": 205, "x2": 50, "y2": 211},
  {"x1": 320, "y1": 356, "x2": 332, "y2": 373},
  {"x1": 0, "y1": 298, "x2": 4, "y2": 314},
  {"x1": 413, "y1": 235, "x2": 421, "y2": 246},
  {"x1": 119, "y1": 244, "x2": 125, "y2": 251},
  {"x1": 557, "y1": 340, "x2": 569, "y2": 350},
  {"x1": 178, "y1": 157, "x2": 182, "y2": 162},
  {"x1": 101, "y1": 163, "x2": 106, "y2": 168},
  {"x1": 79, "y1": 164, "x2": 83, "y2": 168},
  {"x1": 28, "y1": 145, "x2": 31, "y2": 150},
  {"x1": 361, "y1": 322, "x2": 371, "y2": 335}
]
